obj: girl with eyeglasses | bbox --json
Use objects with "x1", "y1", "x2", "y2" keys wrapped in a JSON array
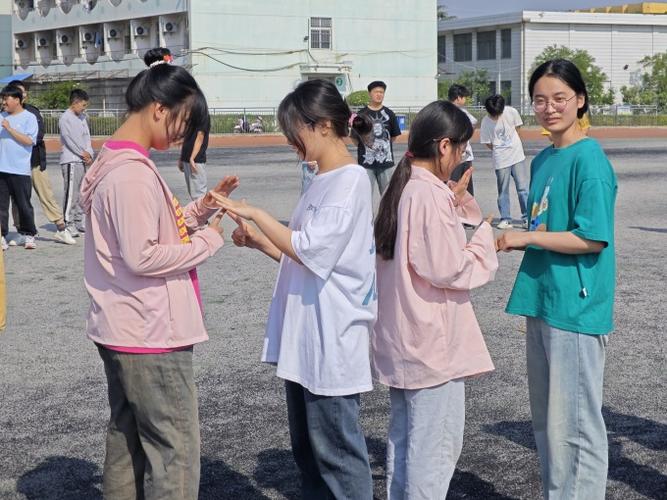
[
  {"x1": 497, "y1": 59, "x2": 617, "y2": 499},
  {"x1": 372, "y1": 100, "x2": 498, "y2": 498}
]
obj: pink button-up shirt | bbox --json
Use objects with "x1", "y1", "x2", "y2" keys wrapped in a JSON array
[{"x1": 372, "y1": 166, "x2": 498, "y2": 389}]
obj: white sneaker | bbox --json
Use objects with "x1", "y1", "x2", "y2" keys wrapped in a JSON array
[
  {"x1": 54, "y1": 228, "x2": 77, "y2": 245},
  {"x1": 24, "y1": 235, "x2": 36, "y2": 250},
  {"x1": 8, "y1": 235, "x2": 22, "y2": 246},
  {"x1": 521, "y1": 219, "x2": 529, "y2": 230},
  {"x1": 1, "y1": 237, "x2": 8, "y2": 251},
  {"x1": 497, "y1": 220, "x2": 513, "y2": 230},
  {"x1": 66, "y1": 225, "x2": 80, "y2": 238}
]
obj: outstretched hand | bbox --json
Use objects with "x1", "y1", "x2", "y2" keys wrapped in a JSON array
[
  {"x1": 495, "y1": 230, "x2": 530, "y2": 252},
  {"x1": 203, "y1": 176, "x2": 240, "y2": 209},
  {"x1": 206, "y1": 192, "x2": 257, "y2": 221},
  {"x1": 228, "y1": 212, "x2": 263, "y2": 249},
  {"x1": 208, "y1": 211, "x2": 225, "y2": 237},
  {"x1": 447, "y1": 167, "x2": 473, "y2": 204}
]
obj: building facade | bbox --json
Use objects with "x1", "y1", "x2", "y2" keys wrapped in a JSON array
[
  {"x1": 438, "y1": 5, "x2": 667, "y2": 108},
  {"x1": 11, "y1": 0, "x2": 437, "y2": 108}
]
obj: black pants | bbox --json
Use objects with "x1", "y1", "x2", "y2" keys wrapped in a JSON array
[
  {"x1": 450, "y1": 160, "x2": 474, "y2": 196},
  {"x1": 0, "y1": 172, "x2": 36, "y2": 237}
]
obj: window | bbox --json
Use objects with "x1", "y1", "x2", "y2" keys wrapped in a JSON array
[
  {"x1": 438, "y1": 36, "x2": 446, "y2": 64},
  {"x1": 488, "y1": 81, "x2": 497, "y2": 97},
  {"x1": 477, "y1": 30, "x2": 496, "y2": 60},
  {"x1": 310, "y1": 17, "x2": 332, "y2": 49},
  {"x1": 501, "y1": 80, "x2": 512, "y2": 104},
  {"x1": 501, "y1": 29, "x2": 511, "y2": 59},
  {"x1": 453, "y1": 33, "x2": 472, "y2": 62}
]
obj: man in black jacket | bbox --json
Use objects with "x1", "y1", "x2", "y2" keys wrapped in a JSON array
[{"x1": 8, "y1": 80, "x2": 75, "y2": 245}]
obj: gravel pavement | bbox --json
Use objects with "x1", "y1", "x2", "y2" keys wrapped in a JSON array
[{"x1": 0, "y1": 138, "x2": 665, "y2": 499}]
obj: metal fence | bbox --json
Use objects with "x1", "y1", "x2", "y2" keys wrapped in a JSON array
[{"x1": 40, "y1": 104, "x2": 665, "y2": 136}]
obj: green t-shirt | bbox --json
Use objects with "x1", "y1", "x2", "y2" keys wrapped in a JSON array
[{"x1": 505, "y1": 138, "x2": 617, "y2": 335}]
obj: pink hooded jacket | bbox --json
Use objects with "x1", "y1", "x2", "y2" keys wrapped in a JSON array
[{"x1": 80, "y1": 145, "x2": 223, "y2": 348}]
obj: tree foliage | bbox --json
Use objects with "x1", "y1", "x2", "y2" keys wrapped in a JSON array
[
  {"x1": 620, "y1": 52, "x2": 667, "y2": 110},
  {"x1": 346, "y1": 90, "x2": 370, "y2": 107},
  {"x1": 438, "y1": 69, "x2": 491, "y2": 105},
  {"x1": 30, "y1": 81, "x2": 84, "y2": 109},
  {"x1": 531, "y1": 45, "x2": 614, "y2": 105}
]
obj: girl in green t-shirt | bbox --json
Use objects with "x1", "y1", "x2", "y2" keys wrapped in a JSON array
[{"x1": 496, "y1": 59, "x2": 616, "y2": 500}]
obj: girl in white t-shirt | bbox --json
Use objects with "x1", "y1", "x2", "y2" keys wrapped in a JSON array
[{"x1": 212, "y1": 79, "x2": 376, "y2": 499}]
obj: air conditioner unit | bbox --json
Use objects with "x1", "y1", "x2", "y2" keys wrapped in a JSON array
[
  {"x1": 37, "y1": 37, "x2": 49, "y2": 48},
  {"x1": 162, "y1": 21, "x2": 177, "y2": 33},
  {"x1": 133, "y1": 25, "x2": 148, "y2": 37},
  {"x1": 58, "y1": 33, "x2": 71, "y2": 44},
  {"x1": 16, "y1": 0, "x2": 35, "y2": 10},
  {"x1": 15, "y1": 39, "x2": 27, "y2": 49},
  {"x1": 82, "y1": 31, "x2": 95, "y2": 44},
  {"x1": 107, "y1": 27, "x2": 119, "y2": 39}
]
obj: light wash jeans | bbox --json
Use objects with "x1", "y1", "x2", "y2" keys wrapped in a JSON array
[
  {"x1": 97, "y1": 346, "x2": 200, "y2": 500},
  {"x1": 285, "y1": 381, "x2": 373, "y2": 500},
  {"x1": 386, "y1": 380, "x2": 465, "y2": 500},
  {"x1": 366, "y1": 166, "x2": 396, "y2": 207},
  {"x1": 526, "y1": 317, "x2": 609, "y2": 500},
  {"x1": 495, "y1": 161, "x2": 529, "y2": 222},
  {"x1": 184, "y1": 162, "x2": 208, "y2": 200}
]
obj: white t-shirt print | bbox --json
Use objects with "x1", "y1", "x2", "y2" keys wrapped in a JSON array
[
  {"x1": 480, "y1": 105, "x2": 526, "y2": 170},
  {"x1": 262, "y1": 164, "x2": 377, "y2": 396}
]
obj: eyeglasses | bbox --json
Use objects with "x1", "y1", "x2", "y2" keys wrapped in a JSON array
[{"x1": 532, "y1": 94, "x2": 577, "y2": 113}]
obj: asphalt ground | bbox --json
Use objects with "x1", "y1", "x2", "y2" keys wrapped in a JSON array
[{"x1": 0, "y1": 138, "x2": 665, "y2": 499}]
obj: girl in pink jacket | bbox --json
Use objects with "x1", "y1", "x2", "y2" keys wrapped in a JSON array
[
  {"x1": 80, "y1": 49, "x2": 238, "y2": 499},
  {"x1": 373, "y1": 101, "x2": 498, "y2": 499}
]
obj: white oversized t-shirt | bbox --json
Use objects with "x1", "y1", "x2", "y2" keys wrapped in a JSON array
[
  {"x1": 480, "y1": 105, "x2": 525, "y2": 170},
  {"x1": 461, "y1": 108, "x2": 478, "y2": 163},
  {"x1": 262, "y1": 164, "x2": 377, "y2": 396}
]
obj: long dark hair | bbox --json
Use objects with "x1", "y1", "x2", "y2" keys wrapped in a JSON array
[
  {"x1": 375, "y1": 100, "x2": 473, "y2": 260},
  {"x1": 277, "y1": 79, "x2": 351, "y2": 158},
  {"x1": 529, "y1": 59, "x2": 589, "y2": 118},
  {"x1": 124, "y1": 47, "x2": 207, "y2": 142}
]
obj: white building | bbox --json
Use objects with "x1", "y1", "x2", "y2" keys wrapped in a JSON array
[
  {"x1": 437, "y1": 3, "x2": 667, "y2": 107},
  {"x1": 10, "y1": 0, "x2": 437, "y2": 108}
]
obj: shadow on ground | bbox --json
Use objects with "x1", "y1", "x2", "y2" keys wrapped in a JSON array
[{"x1": 483, "y1": 407, "x2": 667, "y2": 500}]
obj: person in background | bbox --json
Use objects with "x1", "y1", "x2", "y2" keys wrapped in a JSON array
[
  {"x1": 0, "y1": 85, "x2": 39, "y2": 250},
  {"x1": 59, "y1": 88, "x2": 93, "y2": 237},
  {"x1": 448, "y1": 83, "x2": 477, "y2": 195},
  {"x1": 356, "y1": 80, "x2": 402, "y2": 204},
  {"x1": 480, "y1": 94, "x2": 529, "y2": 229},
  {"x1": 178, "y1": 113, "x2": 210, "y2": 200},
  {"x1": 8, "y1": 80, "x2": 76, "y2": 246}
]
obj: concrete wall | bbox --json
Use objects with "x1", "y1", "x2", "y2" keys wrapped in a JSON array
[{"x1": 0, "y1": 1, "x2": 10, "y2": 79}]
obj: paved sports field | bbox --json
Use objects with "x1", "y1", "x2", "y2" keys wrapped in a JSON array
[{"x1": 0, "y1": 138, "x2": 665, "y2": 499}]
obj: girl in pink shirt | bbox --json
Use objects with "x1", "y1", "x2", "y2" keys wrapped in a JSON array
[
  {"x1": 373, "y1": 100, "x2": 498, "y2": 498},
  {"x1": 80, "y1": 48, "x2": 238, "y2": 499}
]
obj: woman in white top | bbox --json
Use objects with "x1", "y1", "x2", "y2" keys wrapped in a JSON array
[{"x1": 212, "y1": 79, "x2": 376, "y2": 499}]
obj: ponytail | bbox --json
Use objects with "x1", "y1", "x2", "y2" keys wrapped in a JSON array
[{"x1": 375, "y1": 155, "x2": 413, "y2": 259}]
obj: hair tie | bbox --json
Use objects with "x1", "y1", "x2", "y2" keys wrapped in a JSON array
[
  {"x1": 348, "y1": 112, "x2": 357, "y2": 127},
  {"x1": 405, "y1": 151, "x2": 415, "y2": 159},
  {"x1": 149, "y1": 54, "x2": 173, "y2": 68}
]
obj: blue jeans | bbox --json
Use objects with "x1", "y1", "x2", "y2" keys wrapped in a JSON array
[
  {"x1": 495, "y1": 161, "x2": 529, "y2": 222},
  {"x1": 285, "y1": 381, "x2": 373, "y2": 499},
  {"x1": 386, "y1": 380, "x2": 465, "y2": 500},
  {"x1": 97, "y1": 346, "x2": 200, "y2": 500},
  {"x1": 366, "y1": 166, "x2": 396, "y2": 207},
  {"x1": 526, "y1": 318, "x2": 608, "y2": 500}
]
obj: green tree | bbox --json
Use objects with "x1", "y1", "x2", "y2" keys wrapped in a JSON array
[
  {"x1": 456, "y1": 69, "x2": 491, "y2": 105},
  {"x1": 531, "y1": 45, "x2": 614, "y2": 105},
  {"x1": 346, "y1": 90, "x2": 369, "y2": 107},
  {"x1": 437, "y1": 4, "x2": 456, "y2": 21},
  {"x1": 30, "y1": 81, "x2": 84, "y2": 109},
  {"x1": 620, "y1": 52, "x2": 667, "y2": 110}
]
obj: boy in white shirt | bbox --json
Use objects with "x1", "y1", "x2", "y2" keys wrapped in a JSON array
[{"x1": 479, "y1": 94, "x2": 529, "y2": 229}]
